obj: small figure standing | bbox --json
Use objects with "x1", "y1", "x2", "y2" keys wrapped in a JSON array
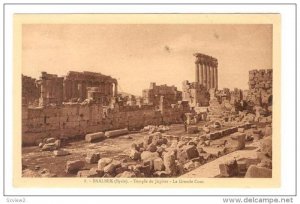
[
  {"x1": 181, "y1": 113, "x2": 187, "y2": 132},
  {"x1": 184, "y1": 119, "x2": 187, "y2": 132}
]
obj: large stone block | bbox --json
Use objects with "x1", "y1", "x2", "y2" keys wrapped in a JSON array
[
  {"x1": 219, "y1": 160, "x2": 239, "y2": 177},
  {"x1": 41, "y1": 143, "x2": 57, "y2": 151},
  {"x1": 105, "y1": 128, "x2": 129, "y2": 138},
  {"x1": 98, "y1": 158, "x2": 113, "y2": 171},
  {"x1": 245, "y1": 165, "x2": 272, "y2": 178},
  {"x1": 65, "y1": 160, "x2": 85, "y2": 174},
  {"x1": 177, "y1": 145, "x2": 199, "y2": 164},
  {"x1": 129, "y1": 149, "x2": 140, "y2": 160},
  {"x1": 85, "y1": 152, "x2": 101, "y2": 164},
  {"x1": 85, "y1": 132, "x2": 105, "y2": 143},
  {"x1": 187, "y1": 126, "x2": 198, "y2": 134},
  {"x1": 53, "y1": 149, "x2": 69, "y2": 156},
  {"x1": 207, "y1": 131, "x2": 222, "y2": 140},
  {"x1": 163, "y1": 151, "x2": 176, "y2": 176},
  {"x1": 143, "y1": 135, "x2": 153, "y2": 148},
  {"x1": 260, "y1": 136, "x2": 272, "y2": 158},
  {"x1": 225, "y1": 133, "x2": 245, "y2": 152},
  {"x1": 140, "y1": 151, "x2": 160, "y2": 162},
  {"x1": 153, "y1": 158, "x2": 165, "y2": 171}
]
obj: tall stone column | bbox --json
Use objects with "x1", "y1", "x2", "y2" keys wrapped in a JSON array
[
  {"x1": 39, "y1": 80, "x2": 46, "y2": 106},
  {"x1": 203, "y1": 62, "x2": 207, "y2": 88},
  {"x1": 78, "y1": 82, "x2": 83, "y2": 100},
  {"x1": 82, "y1": 81, "x2": 87, "y2": 100},
  {"x1": 199, "y1": 63, "x2": 204, "y2": 85},
  {"x1": 210, "y1": 65, "x2": 214, "y2": 88},
  {"x1": 215, "y1": 66, "x2": 218, "y2": 90},
  {"x1": 195, "y1": 62, "x2": 199, "y2": 83},
  {"x1": 114, "y1": 82, "x2": 118, "y2": 97},
  {"x1": 206, "y1": 62, "x2": 211, "y2": 89},
  {"x1": 63, "y1": 80, "x2": 67, "y2": 101}
]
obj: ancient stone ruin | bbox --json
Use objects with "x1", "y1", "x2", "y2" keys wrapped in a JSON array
[{"x1": 22, "y1": 52, "x2": 273, "y2": 179}]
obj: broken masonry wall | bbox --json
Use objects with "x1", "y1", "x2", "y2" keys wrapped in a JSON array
[
  {"x1": 22, "y1": 104, "x2": 103, "y2": 146},
  {"x1": 22, "y1": 103, "x2": 188, "y2": 146},
  {"x1": 247, "y1": 69, "x2": 272, "y2": 107}
]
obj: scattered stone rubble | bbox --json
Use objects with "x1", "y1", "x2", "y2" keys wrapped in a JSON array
[
  {"x1": 50, "y1": 120, "x2": 270, "y2": 178},
  {"x1": 218, "y1": 125, "x2": 272, "y2": 178}
]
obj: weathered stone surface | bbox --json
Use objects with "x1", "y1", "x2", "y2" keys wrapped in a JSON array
[
  {"x1": 153, "y1": 171, "x2": 168, "y2": 177},
  {"x1": 53, "y1": 149, "x2": 69, "y2": 156},
  {"x1": 153, "y1": 158, "x2": 165, "y2": 171},
  {"x1": 85, "y1": 132, "x2": 105, "y2": 143},
  {"x1": 151, "y1": 132, "x2": 162, "y2": 145},
  {"x1": 237, "y1": 160, "x2": 247, "y2": 174},
  {"x1": 199, "y1": 153, "x2": 214, "y2": 162},
  {"x1": 253, "y1": 133, "x2": 262, "y2": 141},
  {"x1": 147, "y1": 143, "x2": 157, "y2": 152},
  {"x1": 175, "y1": 160, "x2": 184, "y2": 175},
  {"x1": 245, "y1": 165, "x2": 272, "y2": 178},
  {"x1": 163, "y1": 151, "x2": 176, "y2": 175},
  {"x1": 22, "y1": 169, "x2": 40, "y2": 177},
  {"x1": 156, "y1": 146, "x2": 165, "y2": 156},
  {"x1": 177, "y1": 141, "x2": 187, "y2": 149},
  {"x1": 187, "y1": 126, "x2": 198, "y2": 134},
  {"x1": 54, "y1": 139, "x2": 61, "y2": 148},
  {"x1": 187, "y1": 141, "x2": 197, "y2": 146},
  {"x1": 131, "y1": 143, "x2": 138, "y2": 151},
  {"x1": 264, "y1": 126, "x2": 272, "y2": 136},
  {"x1": 45, "y1": 138, "x2": 56, "y2": 143},
  {"x1": 194, "y1": 161, "x2": 201, "y2": 168},
  {"x1": 203, "y1": 126, "x2": 210, "y2": 133},
  {"x1": 103, "y1": 163, "x2": 116, "y2": 174},
  {"x1": 98, "y1": 158, "x2": 113, "y2": 171},
  {"x1": 89, "y1": 167, "x2": 104, "y2": 177},
  {"x1": 238, "y1": 128, "x2": 245, "y2": 133},
  {"x1": 260, "y1": 136, "x2": 272, "y2": 158},
  {"x1": 143, "y1": 135, "x2": 153, "y2": 148},
  {"x1": 219, "y1": 160, "x2": 238, "y2": 177},
  {"x1": 65, "y1": 160, "x2": 85, "y2": 174},
  {"x1": 102, "y1": 160, "x2": 121, "y2": 175},
  {"x1": 77, "y1": 170, "x2": 91, "y2": 177},
  {"x1": 139, "y1": 164, "x2": 152, "y2": 177},
  {"x1": 105, "y1": 128, "x2": 129, "y2": 138},
  {"x1": 225, "y1": 133, "x2": 245, "y2": 152},
  {"x1": 183, "y1": 161, "x2": 195, "y2": 171},
  {"x1": 257, "y1": 152, "x2": 272, "y2": 169},
  {"x1": 116, "y1": 171, "x2": 136, "y2": 178},
  {"x1": 115, "y1": 166, "x2": 128, "y2": 175},
  {"x1": 129, "y1": 149, "x2": 140, "y2": 160},
  {"x1": 85, "y1": 152, "x2": 100, "y2": 164},
  {"x1": 140, "y1": 151, "x2": 159, "y2": 162},
  {"x1": 204, "y1": 140, "x2": 210, "y2": 146},
  {"x1": 177, "y1": 145, "x2": 199, "y2": 164},
  {"x1": 207, "y1": 132, "x2": 222, "y2": 140},
  {"x1": 41, "y1": 143, "x2": 57, "y2": 151}
]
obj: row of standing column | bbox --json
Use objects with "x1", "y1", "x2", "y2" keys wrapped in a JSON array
[
  {"x1": 195, "y1": 63, "x2": 218, "y2": 89},
  {"x1": 63, "y1": 80, "x2": 118, "y2": 101}
]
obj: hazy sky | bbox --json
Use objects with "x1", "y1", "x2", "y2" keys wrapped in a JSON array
[{"x1": 22, "y1": 24, "x2": 272, "y2": 96}]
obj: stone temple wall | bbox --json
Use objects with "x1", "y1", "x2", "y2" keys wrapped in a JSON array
[
  {"x1": 246, "y1": 69, "x2": 272, "y2": 107},
  {"x1": 22, "y1": 103, "x2": 187, "y2": 146},
  {"x1": 22, "y1": 75, "x2": 40, "y2": 106}
]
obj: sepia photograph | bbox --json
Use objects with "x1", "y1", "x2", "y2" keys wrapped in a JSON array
[
  {"x1": 2, "y1": 1, "x2": 299, "y2": 202},
  {"x1": 20, "y1": 21, "x2": 275, "y2": 180}
]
